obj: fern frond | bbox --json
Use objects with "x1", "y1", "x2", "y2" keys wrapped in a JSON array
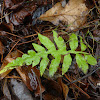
[{"x1": 0, "y1": 31, "x2": 97, "y2": 76}]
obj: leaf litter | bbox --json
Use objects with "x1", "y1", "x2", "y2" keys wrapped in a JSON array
[{"x1": 0, "y1": 0, "x2": 100, "y2": 100}]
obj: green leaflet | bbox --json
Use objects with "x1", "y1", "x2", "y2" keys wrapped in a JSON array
[
  {"x1": 80, "y1": 37, "x2": 87, "y2": 51},
  {"x1": 22, "y1": 54, "x2": 30, "y2": 59},
  {"x1": 49, "y1": 55, "x2": 61, "y2": 77},
  {"x1": 76, "y1": 54, "x2": 88, "y2": 73},
  {"x1": 38, "y1": 33, "x2": 56, "y2": 52},
  {"x1": 6, "y1": 57, "x2": 23, "y2": 68},
  {"x1": 53, "y1": 30, "x2": 66, "y2": 51},
  {"x1": 32, "y1": 43, "x2": 45, "y2": 52},
  {"x1": 32, "y1": 43, "x2": 47, "y2": 58},
  {"x1": 22, "y1": 54, "x2": 33, "y2": 65},
  {"x1": 14, "y1": 57, "x2": 24, "y2": 66},
  {"x1": 69, "y1": 33, "x2": 78, "y2": 50},
  {"x1": 62, "y1": 54, "x2": 72, "y2": 75},
  {"x1": 85, "y1": 55, "x2": 97, "y2": 65},
  {"x1": 40, "y1": 57, "x2": 49, "y2": 76},
  {"x1": 0, "y1": 31, "x2": 97, "y2": 77},
  {"x1": 28, "y1": 50, "x2": 36, "y2": 56},
  {"x1": 32, "y1": 56, "x2": 40, "y2": 67}
]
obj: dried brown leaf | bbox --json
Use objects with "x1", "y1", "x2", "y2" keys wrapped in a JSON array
[
  {"x1": 39, "y1": 0, "x2": 89, "y2": 30},
  {"x1": 58, "y1": 78, "x2": 69, "y2": 100},
  {"x1": 16, "y1": 65, "x2": 45, "y2": 95}
]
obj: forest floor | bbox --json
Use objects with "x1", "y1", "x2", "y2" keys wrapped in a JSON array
[{"x1": 0, "y1": 0, "x2": 100, "y2": 100}]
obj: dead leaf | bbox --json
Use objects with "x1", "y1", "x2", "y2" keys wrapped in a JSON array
[
  {"x1": 10, "y1": 9, "x2": 31, "y2": 25},
  {"x1": 61, "y1": 81, "x2": 69, "y2": 100},
  {"x1": 10, "y1": 2, "x2": 36, "y2": 25},
  {"x1": 43, "y1": 79, "x2": 63, "y2": 99},
  {"x1": 16, "y1": 65, "x2": 45, "y2": 94},
  {"x1": 58, "y1": 78, "x2": 69, "y2": 100},
  {"x1": 39, "y1": 0, "x2": 89, "y2": 30}
]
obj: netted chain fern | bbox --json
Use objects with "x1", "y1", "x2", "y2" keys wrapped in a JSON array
[{"x1": 0, "y1": 31, "x2": 97, "y2": 76}]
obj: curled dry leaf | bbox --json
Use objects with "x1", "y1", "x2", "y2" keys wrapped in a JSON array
[
  {"x1": 10, "y1": 2, "x2": 36, "y2": 25},
  {"x1": 4, "y1": 0, "x2": 37, "y2": 26},
  {"x1": 10, "y1": 9, "x2": 31, "y2": 25},
  {"x1": 16, "y1": 65, "x2": 45, "y2": 96},
  {"x1": 39, "y1": 0, "x2": 89, "y2": 30}
]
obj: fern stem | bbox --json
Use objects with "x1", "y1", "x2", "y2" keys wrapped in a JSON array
[{"x1": 67, "y1": 50, "x2": 89, "y2": 55}]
